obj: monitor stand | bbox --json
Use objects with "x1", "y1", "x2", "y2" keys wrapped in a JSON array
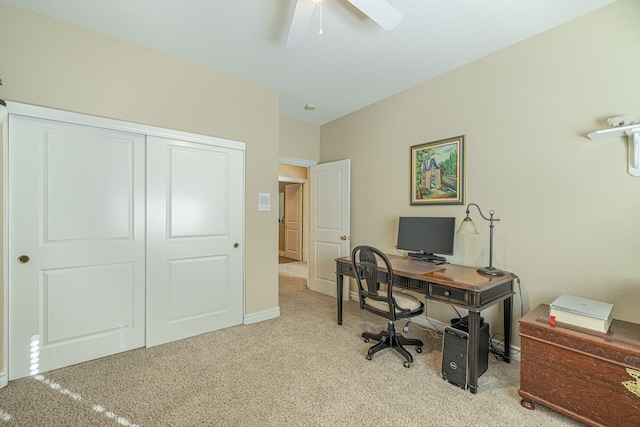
[{"x1": 407, "y1": 252, "x2": 447, "y2": 263}]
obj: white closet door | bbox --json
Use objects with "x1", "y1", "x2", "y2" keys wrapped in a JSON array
[
  {"x1": 8, "y1": 115, "x2": 146, "y2": 380},
  {"x1": 146, "y1": 136, "x2": 244, "y2": 347}
]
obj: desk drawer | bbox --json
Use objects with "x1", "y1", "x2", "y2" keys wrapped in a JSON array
[
  {"x1": 429, "y1": 283, "x2": 467, "y2": 305},
  {"x1": 337, "y1": 263, "x2": 355, "y2": 276}
]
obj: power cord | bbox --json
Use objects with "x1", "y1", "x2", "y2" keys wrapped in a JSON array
[
  {"x1": 504, "y1": 272, "x2": 524, "y2": 319},
  {"x1": 488, "y1": 332, "x2": 521, "y2": 360},
  {"x1": 450, "y1": 305, "x2": 463, "y2": 322},
  {"x1": 486, "y1": 273, "x2": 523, "y2": 361},
  {"x1": 516, "y1": 274, "x2": 524, "y2": 318},
  {"x1": 413, "y1": 302, "x2": 443, "y2": 338},
  {"x1": 488, "y1": 333, "x2": 506, "y2": 360}
]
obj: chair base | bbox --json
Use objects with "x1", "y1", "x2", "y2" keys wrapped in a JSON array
[{"x1": 363, "y1": 321, "x2": 423, "y2": 367}]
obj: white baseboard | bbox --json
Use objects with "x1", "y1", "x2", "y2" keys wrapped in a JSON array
[
  {"x1": 507, "y1": 344, "x2": 521, "y2": 361},
  {"x1": 348, "y1": 291, "x2": 521, "y2": 361},
  {"x1": 0, "y1": 371, "x2": 7, "y2": 388},
  {"x1": 244, "y1": 307, "x2": 280, "y2": 325}
]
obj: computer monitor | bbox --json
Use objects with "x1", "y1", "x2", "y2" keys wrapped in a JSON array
[{"x1": 396, "y1": 217, "x2": 456, "y2": 262}]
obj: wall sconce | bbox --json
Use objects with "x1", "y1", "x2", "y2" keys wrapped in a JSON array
[
  {"x1": 588, "y1": 123, "x2": 640, "y2": 177},
  {"x1": 457, "y1": 203, "x2": 505, "y2": 276}
]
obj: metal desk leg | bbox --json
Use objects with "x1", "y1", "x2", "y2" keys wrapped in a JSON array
[
  {"x1": 467, "y1": 311, "x2": 480, "y2": 394},
  {"x1": 503, "y1": 294, "x2": 513, "y2": 363},
  {"x1": 336, "y1": 271, "x2": 343, "y2": 325}
]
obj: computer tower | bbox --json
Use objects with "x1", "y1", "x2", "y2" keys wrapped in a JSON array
[{"x1": 441, "y1": 319, "x2": 489, "y2": 389}]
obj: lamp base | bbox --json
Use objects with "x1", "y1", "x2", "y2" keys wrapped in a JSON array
[{"x1": 477, "y1": 266, "x2": 505, "y2": 276}]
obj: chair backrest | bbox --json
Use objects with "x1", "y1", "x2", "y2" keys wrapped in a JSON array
[{"x1": 351, "y1": 245, "x2": 396, "y2": 321}]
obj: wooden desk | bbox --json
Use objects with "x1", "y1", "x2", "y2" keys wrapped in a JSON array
[{"x1": 335, "y1": 255, "x2": 516, "y2": 394}]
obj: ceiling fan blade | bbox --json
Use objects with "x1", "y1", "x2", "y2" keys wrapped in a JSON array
[
  {"x1": 346, "y1": 0, "x2": 403, "y2": 31},
  {"x1": 286, "y1": 0, "x2": 316, "y2": 49}
]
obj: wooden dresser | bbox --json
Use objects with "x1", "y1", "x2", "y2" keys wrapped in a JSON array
[{"x1": 519, "y1": 304, "x2": 640, "y2": 427}]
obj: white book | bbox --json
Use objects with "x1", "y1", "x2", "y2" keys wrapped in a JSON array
[{"x1": 549, "y1": 294, "x2": 613, "y2": 333}]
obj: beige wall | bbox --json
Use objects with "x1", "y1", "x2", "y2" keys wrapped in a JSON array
[
  {"x1": 0, "y1": 3, "x2": 281, "y2": 372},
  {"x1": 279, "y1": 117, "x2": 320, "y2": 162},
  {"x1": 320, "y1": 0, "x2": 640, "y2": 345}
]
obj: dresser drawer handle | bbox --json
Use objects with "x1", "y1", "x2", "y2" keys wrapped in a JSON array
[{"x1": 444, "y1": 291, "x2": 450, "y2": 297}]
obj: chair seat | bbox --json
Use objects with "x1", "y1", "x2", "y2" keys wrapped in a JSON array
[
  {"x1": 352, "y1": 245, "x2": 425, "y2": 367},
  {"x1": 364, "y1": 290, "x2": 422, "y2": 314}
]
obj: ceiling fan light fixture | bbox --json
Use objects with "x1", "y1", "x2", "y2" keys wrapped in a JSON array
[
  {"x1": 346, "y1": 0, "x2": 403, "y2": 31},
  {"x1": 286, "y1": 0, "x2": 402, "y2": 49},
  {"x1": 317, "y1": 0, "x2": 324, "y2": 35},
  {"x1": 286, "y1": 0, "x2": 316, "y2": 49}
]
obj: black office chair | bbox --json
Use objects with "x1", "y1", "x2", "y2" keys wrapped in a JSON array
[{"x1": 351, "y1": 245, "x2": 424, "y2": 367}]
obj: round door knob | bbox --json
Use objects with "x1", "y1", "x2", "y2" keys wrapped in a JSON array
[
  {"x1": 17, "y1": 255, "x2": 30, "y2": 264},
  {"x1": 340, "y1": 235, "x2": 348, "y2": 241},
  {"x1": 234, "y1": 243, "x2": 239, "y2": 248}
]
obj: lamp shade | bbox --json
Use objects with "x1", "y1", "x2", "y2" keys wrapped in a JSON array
[{"x1": 456, "y1": 217, "x2": 479, "y2": 234}]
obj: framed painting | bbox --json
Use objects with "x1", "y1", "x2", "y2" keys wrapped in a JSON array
[{"x1": 410, "y1": 135, "x2": 464, "y2": 205}]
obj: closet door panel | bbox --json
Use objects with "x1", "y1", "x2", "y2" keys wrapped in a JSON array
[
  {"x1": 146, "y1": 136, "x2": 244, "y2": 347},
  {"x1": 8, "y1": 115, "x2": 146, "y2": 380}
]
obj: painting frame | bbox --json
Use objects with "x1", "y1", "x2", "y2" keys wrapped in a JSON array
[{"x1": 410, "y1": 135, "x2": 465, "y2": 205}]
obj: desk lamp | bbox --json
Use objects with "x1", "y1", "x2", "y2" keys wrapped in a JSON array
[{"x1": 457, "y1": 203, "x2": 505, "y2": 276}]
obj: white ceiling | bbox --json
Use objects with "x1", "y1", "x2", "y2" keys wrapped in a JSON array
[{"x1": 2, "y1": 0, "x2": 617, "y2": 125}]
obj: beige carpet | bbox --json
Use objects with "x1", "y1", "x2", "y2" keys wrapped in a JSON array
[
  {"x1": 278, "y1": 259, "x2": 308, "y2": 278},
  {"x1": 0, "y1": 261, "x2": 581, "y2": 426}
]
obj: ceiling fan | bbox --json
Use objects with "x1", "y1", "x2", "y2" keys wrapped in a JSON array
[{"x1": 286, "y1": 0, "x2": 403, "y2": 49}]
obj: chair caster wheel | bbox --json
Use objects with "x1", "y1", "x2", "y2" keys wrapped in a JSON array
[
  {"x1": 364, "y1": 338, "x2": 369, "y2": 343},
  {"x1": 366, "y1": 355, "x2": 372, "y2": 361},
  {"x1": 403, "y1": 361, "x2": 411, "y2": 368},
  {"x1": 416, "y1": 347, "x2": 422, "y2": 353}
]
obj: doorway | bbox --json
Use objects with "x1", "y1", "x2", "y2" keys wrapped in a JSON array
[
  {"x1": 277, "y1": 158, "x2": 351, "y2": 298},
  {"x1": 278, "y1": 163, "x2": 309, "y2": 279}
]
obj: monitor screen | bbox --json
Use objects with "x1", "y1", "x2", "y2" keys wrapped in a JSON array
[{"x1": 396, "y1": 217, "x2": 456, "y2": 257}]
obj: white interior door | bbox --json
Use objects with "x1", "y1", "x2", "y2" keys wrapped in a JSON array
[
  {"x1": 284, "y1": 183, "x2": 302, "y2": 260},
  {"x1": 8, "y1": 115, "x2": 146, "y2": 380},
  {"x1": 309, "y1": 160, "x2": 350, "y2": 298},
  {"x1": 146, "y1": 136, "x2": 244, "y2": 347}
]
